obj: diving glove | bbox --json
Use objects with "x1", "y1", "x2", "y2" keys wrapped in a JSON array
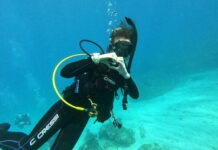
[
  {"x1": 91, "y1": 52, "x2": 118, "y2": 64},
  {"x1": 107, "y1": 57, "x2": 130, "y2": 79},
  {"x1": 91, "y1": 53, "x2": 130, "y2": 79}
]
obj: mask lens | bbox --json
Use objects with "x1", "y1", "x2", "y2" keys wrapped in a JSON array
[
  {"x1": 115, "y1": 41, "x2": 132, "y2": 48},
  {"x1": 114, "y1": 41, "x2": 133, "y2": 57}
]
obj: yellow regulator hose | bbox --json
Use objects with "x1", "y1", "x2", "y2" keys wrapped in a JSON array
[{"x1": 52, "y1": 53, "x2": 87, "y2": 111}]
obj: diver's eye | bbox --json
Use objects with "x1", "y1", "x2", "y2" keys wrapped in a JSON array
[
  {"x1": 112, "y1": 41, "x2": 132, "y2": 57},
  {"x1": 114, "y1": 41, "x2": 133, "y2": 49}
]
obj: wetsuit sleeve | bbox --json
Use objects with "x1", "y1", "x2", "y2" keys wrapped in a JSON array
[
  {"x1": 61, "y1": 58, "x2": 96, "y2": 78},
  {"x1": 125, "y1": 77, "x2": 139, "y2": 99}
]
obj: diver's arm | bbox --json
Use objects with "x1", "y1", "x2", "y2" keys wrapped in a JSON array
[
  {"x1": 125, "y1": 77, "x2": 139, "y2": 99},
  {"x1": 61, "y1": 58, "x2": 96, "y2": 78}
]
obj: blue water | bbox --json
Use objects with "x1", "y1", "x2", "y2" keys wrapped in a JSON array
[{"x1": 0, "y1": 0, "x2": 218, "y2": 149}]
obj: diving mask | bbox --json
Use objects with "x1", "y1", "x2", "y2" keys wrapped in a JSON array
[{"x1": 112, "y1": 38, "x2": 133, "y2": 57}]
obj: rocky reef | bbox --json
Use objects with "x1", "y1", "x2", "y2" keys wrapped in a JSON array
[
  {"x1": 79, "y1": 122, "x2": 136, "y2": 150},
  {"x1": 138, "y1": 143, "x2": 170, "y2": 150}
]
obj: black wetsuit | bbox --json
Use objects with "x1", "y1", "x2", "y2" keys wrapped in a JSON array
[{"x1": 0, "y1": 58, "x2": 139, "y2": 150}]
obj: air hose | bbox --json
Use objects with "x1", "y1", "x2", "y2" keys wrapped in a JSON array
[
  {"x1": 52, "y1": 53, "x2": 88, "y2": 111},
  {"x1": 52, "y1": 39, "x2": 104, "y2": 112}
]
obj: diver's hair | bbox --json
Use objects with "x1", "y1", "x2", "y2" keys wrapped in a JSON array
[
  {"x1": 107, "y1": 18, "x2": 137, "y2": 53},
  {"x1": 107, "y1": 44, "x2": 113, "y2": 53},
  {"x1": 107, "y1": 26, "x2": 134, "y2": 53},
  {"x1": 110, "y1": 27, "x2": 134, "y2": 44}
]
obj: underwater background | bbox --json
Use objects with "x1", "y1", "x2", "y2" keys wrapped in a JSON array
[{"x1": 0, "y1": 0, "x2": 218, "y2": 149}]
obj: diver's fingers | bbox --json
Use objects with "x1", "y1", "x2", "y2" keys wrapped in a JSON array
[
  {"x1": 107, "y1": 64, "x2": 120, "y2": 71},
  {"x1": 100, "y1": 52, "x2": 118, "y2": 61}
]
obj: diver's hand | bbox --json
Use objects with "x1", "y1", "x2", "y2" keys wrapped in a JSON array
[
  {"x1": 107, "y1": 57, "x2": 130, "y2": 79},
  {"x1": 91, "y1": 52, "x2": 118, "y2": 64}
]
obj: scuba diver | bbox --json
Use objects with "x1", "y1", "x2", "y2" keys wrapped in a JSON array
[
  {"x1": 14, "y1": 113, "x2": 31, "y2": 129},
  {"x1": 0, "y1": 17, "x2": 139, "y2": 150}
]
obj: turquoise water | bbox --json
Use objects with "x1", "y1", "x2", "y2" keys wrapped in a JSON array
[{"x1": 0, "y1": 0, "x2": 218, "y2": 150}]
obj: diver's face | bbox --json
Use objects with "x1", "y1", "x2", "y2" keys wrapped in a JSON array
[{"x1": 112, "y1": 38, "x2": 133, "y2": 58}]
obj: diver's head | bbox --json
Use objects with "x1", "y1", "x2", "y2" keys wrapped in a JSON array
[{"x1": 108, "y1": 26, "x2": 135, "y2": 59}]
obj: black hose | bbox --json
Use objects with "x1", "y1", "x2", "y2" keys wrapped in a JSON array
[
  {"x1": 79, "y1": 39, "x2": 105, "y2": 56},
  {"x1": 125, "y1": 17, "x2": 138, "y2": 73},
  {"x1": 122, "y1": 17, "x2": 138, "y2": 110}
]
